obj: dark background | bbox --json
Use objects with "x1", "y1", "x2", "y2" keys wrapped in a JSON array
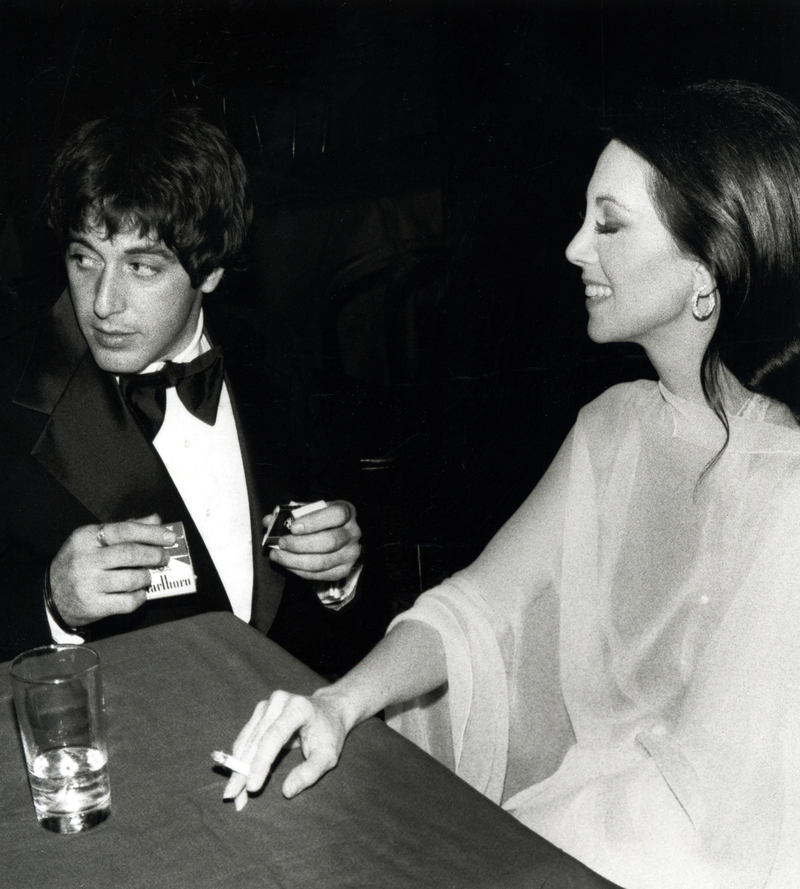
[{"x1": 2, "y1": 0, "x2": 799, "y2": 624}]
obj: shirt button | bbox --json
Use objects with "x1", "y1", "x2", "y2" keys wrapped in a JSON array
[
  {"x1": 206, "y1": 508, "x2": 211, "y2": 517},
  {"x1": 699, "y1": 595, "x2": 710, "y2": 605},
  {"x1": 184, "y1": 440, "x2": 191, "y2": 448}
]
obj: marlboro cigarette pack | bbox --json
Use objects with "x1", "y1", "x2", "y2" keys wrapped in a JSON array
[{"x1": 146, "y1": 521, "x2": 197, "y2": 599}]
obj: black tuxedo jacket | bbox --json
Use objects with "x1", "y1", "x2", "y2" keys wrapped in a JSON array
[{"x1": 0, "y1": 290, "x2": 376, "y2": 672}]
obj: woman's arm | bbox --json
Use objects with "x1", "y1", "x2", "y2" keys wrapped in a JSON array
[
  {"x1": 224, "y1": 426, "x2": 578, "y2": 810},
  {"x1": 223, "y1": 619, "x2": 447, "y2": 809}
]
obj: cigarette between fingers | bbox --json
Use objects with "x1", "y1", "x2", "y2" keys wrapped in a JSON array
[
  {"x1": 291, "y1": 500, "x2": 327, "y2": 518},
  {"x1": 211, "y1": 750, "x2": 251, "y2": 777}
]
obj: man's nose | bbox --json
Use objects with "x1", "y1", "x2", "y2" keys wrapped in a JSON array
[
  {"x1": 565, "y1": 220, "x2": 596, "y2": 268},
  {"x1": 93, "y1": 270, "x2": 125, "y2": 317}
]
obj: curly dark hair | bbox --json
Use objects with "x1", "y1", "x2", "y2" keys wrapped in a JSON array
[{"x1": 46, "y1": 106, "x2": 253, "y2": 289}]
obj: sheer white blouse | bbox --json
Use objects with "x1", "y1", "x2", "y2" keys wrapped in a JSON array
[{"x1": 387, "y1": 380, "x2": 800, "y2": 888}]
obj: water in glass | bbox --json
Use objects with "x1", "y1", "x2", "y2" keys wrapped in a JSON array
[{"x1": 28, "y1": 745, "x2": 110, "y2": 833}]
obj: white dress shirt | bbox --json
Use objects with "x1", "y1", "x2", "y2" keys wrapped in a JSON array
[{"x1": 150, "y1": 313, "x2": 253, "y2": 621}]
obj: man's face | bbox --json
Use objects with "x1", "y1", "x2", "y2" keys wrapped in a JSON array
[{"x1": 66, "y1": 222, "x2": 223, "y2": 374}]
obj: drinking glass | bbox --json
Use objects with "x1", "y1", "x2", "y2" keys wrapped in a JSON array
[{"x1": 10, "y1": 645, "x2": 111, "y2": 833}]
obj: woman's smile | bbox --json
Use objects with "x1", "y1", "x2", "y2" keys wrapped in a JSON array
[{"x1": 583, "y1": 280, "x2": 613, "y2": 302}]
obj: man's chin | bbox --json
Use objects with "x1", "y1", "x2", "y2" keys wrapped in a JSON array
[{"x1": 89, "y1": 345, "x2": 151, "y2": 376}]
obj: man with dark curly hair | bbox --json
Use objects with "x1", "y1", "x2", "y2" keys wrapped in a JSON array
[{"x1": 0, "y1": 107, "x2": 371, "y2": 673}]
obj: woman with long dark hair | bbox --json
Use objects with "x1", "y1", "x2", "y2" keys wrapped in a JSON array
[{"x1": 223, "y1": 82, "x2": 800, "y2": 888}]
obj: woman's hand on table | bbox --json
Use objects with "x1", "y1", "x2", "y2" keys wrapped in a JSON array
[
  {"x1": 223, "y1": 687, "x2": 353, "y2": 811},
  {"x1": 222, "y1": 623, "x2": 449, "y2": 811}
]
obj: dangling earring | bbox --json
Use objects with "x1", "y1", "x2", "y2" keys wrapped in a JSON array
[{"x1": 692, "y1": 288, "x2": 716, "y2": 321}]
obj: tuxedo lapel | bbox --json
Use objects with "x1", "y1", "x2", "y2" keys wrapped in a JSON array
[
  {"x1": 32, "y1": 350, "x2": 182, "y2": 522},
  {"x1": 13, "y1": 289, "x2": 87, "y2": 408},
  {"x1": 226, "y1": 373, "x2": 285, "y2": 633},
  {"x1": 205, "y1": 303, "x2": 290, "y2": 632},
  {"x1": 15, "y1": 291, "x2": 179, "y2": 522}
]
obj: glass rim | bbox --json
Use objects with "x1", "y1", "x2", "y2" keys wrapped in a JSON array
[{"x1": 9, "y1": 644, "x2": 100, "y2": 684}]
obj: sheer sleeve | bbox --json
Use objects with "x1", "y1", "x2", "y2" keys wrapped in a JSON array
[{"x1": 386, "y1": 427, "x2": 577, "y2": 804}]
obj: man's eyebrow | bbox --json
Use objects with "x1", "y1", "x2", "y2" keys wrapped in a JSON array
[
  {"x1": 122, "y1": 245, "x2": 176, "y2": 260},
  {"x1": 67, "y1": 235, "x2": 97, "y2": 251},
  {"x1": 66, "y1": 235, "x2": 176, "y2": 261}
]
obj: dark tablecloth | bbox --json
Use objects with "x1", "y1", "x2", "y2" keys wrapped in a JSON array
[{"x1": 0, "y1": 613, "x2": 618, "y2": 888}]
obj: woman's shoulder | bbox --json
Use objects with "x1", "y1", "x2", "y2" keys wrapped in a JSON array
[
  {"x1": 741, "y1": 391, "x2": 799, "y2": 431},
  {"x1": 729, "y1": 392, "x2": 800, "y2": 456}
]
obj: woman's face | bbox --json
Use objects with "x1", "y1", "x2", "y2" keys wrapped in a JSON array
[{"x1": 566, "y1": 140, "x2": 703, "y2": 351}]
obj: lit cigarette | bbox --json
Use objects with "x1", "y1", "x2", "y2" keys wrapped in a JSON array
[{"x1": 211, "y1": 750, "x2": 251, "y2": 777}]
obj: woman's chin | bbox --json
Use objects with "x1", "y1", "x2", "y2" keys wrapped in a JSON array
[{"x1": 586, "y1": 320, "x2": 617, "y2": 345}]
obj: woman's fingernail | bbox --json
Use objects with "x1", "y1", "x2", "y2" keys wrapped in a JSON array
[{"x1": 291, "y1": 522, "x2": 305, "y2": 534}]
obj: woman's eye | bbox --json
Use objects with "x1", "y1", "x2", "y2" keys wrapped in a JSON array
[{"x1": 594, "y1": 222, "x2": 620, "y2": 235}]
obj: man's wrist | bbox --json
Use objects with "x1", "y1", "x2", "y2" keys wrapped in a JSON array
[
  {"x1": 43, "y1": 566, "x2": 86, "y2": 640},
  {"x1": 315, "y1": 561, "x2": 363, "y2": 610}
]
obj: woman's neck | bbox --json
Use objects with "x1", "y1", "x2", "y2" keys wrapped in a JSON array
[
  {"x1": 647, "y1": 341, "x2": 708, "y2": 405},
  {"x1": 653, "y1": 353, "x2": 749, "y2": 413},
  {"x1": 655, "y1": 362, "x2": 708, "y2": 405}
]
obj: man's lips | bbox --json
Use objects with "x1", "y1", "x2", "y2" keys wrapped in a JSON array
[{"x1": 92, "y1": 327, "x2": 137, "y2": 346}]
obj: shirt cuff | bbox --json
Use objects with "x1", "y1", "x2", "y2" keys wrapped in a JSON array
[
  {"x1": 43, "y1": 568, "x2": 86, "y2": 644},
  {"x1": 315, "y1": 562, "x2": 363, "y2": 611}
]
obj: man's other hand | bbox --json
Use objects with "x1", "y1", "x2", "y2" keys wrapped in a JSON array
[{"x1": 264, "y1": 500, "x2": 361, "y2": 582}]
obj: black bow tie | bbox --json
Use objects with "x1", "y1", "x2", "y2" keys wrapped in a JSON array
[{"x1": 118, "y1": 347, "x2": 224, "y2": 440}]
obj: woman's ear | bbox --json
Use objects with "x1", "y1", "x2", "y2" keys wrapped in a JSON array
[
  {"x1": 200, "y1": 267, "x2": 225, "y2": 294},
  {"x1": 693, "y1": 262, "x2": 716, "y2": 297}
]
